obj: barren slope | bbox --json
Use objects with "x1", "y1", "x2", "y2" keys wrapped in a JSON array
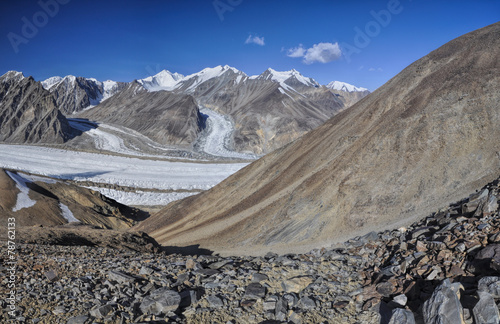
[
  {"x1": 80, "y1": 82, "x2": 203, "y2": 146},
  {"x1": 135, "y1": 22, "x2": 500, "y2": 255},
  {"x1": 0, "y1": 169, "x2": 146, "y2": 229}
]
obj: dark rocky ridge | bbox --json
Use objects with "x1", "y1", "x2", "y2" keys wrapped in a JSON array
[
  {"x1": 79, "y1": 82, "x2": 203, "y2": 146},
  {"x1": 0, "y1": 72, "x2": 73, "y2": 144},
  {"x1": 46, "y1": 76, "x2": 126, "y2": 115}
]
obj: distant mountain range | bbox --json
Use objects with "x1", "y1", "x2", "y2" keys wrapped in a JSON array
[
  {"x1": 0, "y1": 66, "x2": 369, "y2": 154},
  {"x1": 132, "y1": 66, "x2": 370, "y2": 154}
]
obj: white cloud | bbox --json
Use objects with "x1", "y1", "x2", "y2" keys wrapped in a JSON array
[
  {"x1": 303, "y1": 42, "x2": 342, "y2": 64},
  {"x1": 369, "y1": 67, "x2": 383, "y2": 72},
  {"x1": 286, "y1": 45, "x2": 306, "y2": 58},
  {"x1": 286, "y1": 42, "x2": 342, "y2": 64},
  {"x1": 245, "y1": 34, "x2": 265, "y2": 46}
]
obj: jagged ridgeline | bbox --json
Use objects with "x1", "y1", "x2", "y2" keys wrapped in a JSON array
[
  {"x1": 0, "y1": 72, "x2": 72, "y2": 144},
  {"x1": 0, "y1": 66, "x2": 369, "y2": 155}
]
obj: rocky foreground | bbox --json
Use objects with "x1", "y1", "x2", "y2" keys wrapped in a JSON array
[{"x1": 1, "y1": 177, "x2": 500, "y2": 323}]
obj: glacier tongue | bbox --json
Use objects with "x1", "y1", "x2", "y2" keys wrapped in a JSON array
[{"x1": 197, "y1": 107, "x2": 257, "y2": 160}]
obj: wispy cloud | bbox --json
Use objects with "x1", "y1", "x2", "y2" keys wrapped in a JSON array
[
  {"x1": 369, "y1": 67, "x2": 383, "y2": 72},
  {"x1": 287, "y1": 42, "x2": 342, "y2": 64},
  {"x1": 286, "y1": 45, "x2": 306, "y2": 58},
  {"x1": 245, "y1": 34, "x2": 265, "y2": 46}
]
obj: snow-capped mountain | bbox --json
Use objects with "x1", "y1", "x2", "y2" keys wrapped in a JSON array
[
  {"x1": 2, "y1": 66, "x2": 369, "y2": 154},
  {"x1": 175, "y1": 65, "x2": 247, "y2": 94},
  {"x1": 1, "y1": 70, "x2": 26, "y2": 83},
  {"x1": 41, "y1": 76, "x2": 63, "y2": 89},
  {"x1": 137, "y1": 70, "x2": 184, "y2": 91},
  {"x1": 131, "y1": 65, "x2": 369, "y2": 154},
  {"x1": 137, "y1": 65, "x2": 246, "y2": 93},
  {"x1": 41, "y1": 75, "x2": 126, "y2": 115},
  {"x1": 326, "y1": 81, "x2": 368, "y2": 92},
  {"x1": 253, "y1": 68, "x2": 320, "y2": 90}
]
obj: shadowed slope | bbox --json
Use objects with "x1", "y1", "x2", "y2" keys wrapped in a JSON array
[
  {"x1": 79, "y1": 81, "x2": 203, "y2": 146},
  {"x1": 0, "y1": 72, "x2": 73, "y2": 144},
  {"x1": 135, "y1": 22, "x2": 500, "y2": 255}
]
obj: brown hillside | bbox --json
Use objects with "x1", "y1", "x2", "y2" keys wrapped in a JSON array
[{"x1": 135, "y1": 22, "x2": 500, "y2": 255}]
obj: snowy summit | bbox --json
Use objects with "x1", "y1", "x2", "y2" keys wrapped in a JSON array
[{"x1": 326, "y1": 81, "x2": 368, "y2": 92}]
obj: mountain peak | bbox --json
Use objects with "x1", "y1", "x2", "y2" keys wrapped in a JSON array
[
  {"x1": 41, "y1": 76, "x2": 63, "y2": 90},
  {"x1": 326, "y1": 81, "x2": 368, "y2": 92},
  {"x1": 1, "y1": 70, "x2": 26, "y2": 83},
  {"x1": 256, "y1": 68, "x2": 319, "y2": 88},
  {"x1": 138, "y1": 70, "x2": 184, "y2": 91}
]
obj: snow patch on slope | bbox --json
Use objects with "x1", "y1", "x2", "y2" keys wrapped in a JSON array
[
  {"x1": 59, "y1": 203, "x2": 80, "y2": 223},
  {"x1": 5, "y1": 170, "x2": 36, "y2": 212},
  {"x1": 41, "y1": 76, "x2": 63, "y2": 89}
]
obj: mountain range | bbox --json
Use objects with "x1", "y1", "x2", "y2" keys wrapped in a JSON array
[
  {"x1": 134, "y1": 22, "x2": 500, "y2": 255},
  {"x1": 135, "y1": 66, "x2": 369, "y2": 153},
  {"x1": 0, "y1": 67, "x2": 369, "y2": 155}
]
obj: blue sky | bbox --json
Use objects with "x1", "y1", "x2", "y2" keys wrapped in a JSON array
[{"x1": 0, "y1": 0, "x2": 498, "y2": 91}]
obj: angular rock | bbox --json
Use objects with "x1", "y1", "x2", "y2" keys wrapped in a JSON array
[
  {"x1": 376, "y1": 281, "x2": 396, "y2": 297},
  {"x1": 44, "y1": 270, "x2": 58, "y2": 282},
  {"x1": 275, "y1": 297, "x2": 288, "y2": 321},
  {"x1": 423, "y1": 279, "x2": 465, "y2": 324},
  {"x1": 388, "y1": 308, "x2": 416, "y2": 324},
  {"x1": 411, "y1": 226, "x2": 436, "y2": 239},
  {"x1": 263, "y1": 299, "x2": 276, "y2": 312},
  {"x1": 208, "y1": 260, "x2": 232, "y2": 269},
  {"x1": 140, "y1": 288, "x2": 181, "y2": 315},
  {"x1": 299, "y1": 296, "x2": 316, "y2": 310},
  {"x1": 488, "y1": 232, "x2": 500, "y2": 243},
  {"x1": 281, "y1": 276, "x2": 314, "y2": 294},
  {"x1": 478, "y1": 276, "x2": 500, "y2": 298},
  {"x1": 472, "y1": 244, "x2": 500, "y2": 274},
  {"x1": 463, "y1": 189, "x2": 489, "y2": 213},
  {"x1": 66, "y1": 316, "x2": 89, "y2": 324},
  {"x1": 89, "y1": 303, "x2": 115, "y2": 319},
  {"x1": 251, "y1": 273, "x2": 269, "y2": 283},
  {"x1": 107, "y1": 270, "x2": 136, "y2": 284},
  {"x1": 484, "y1": 194, "x2": 498, "y2": 214},
  {"x1": 194, "y1": 268, "x2": 219, "y2": 277},
  {"x1": 393, "y1": 294, "x2": 408, "y2": 306},
  {"x1": 139, "y1": 266, "x2": 154, "y2": 276},
  {"x1": 473, "y1": 291, "x2": 500, "y2": 324},
  {"x1": 206, "y1": 295, "x2": 224, "y2": 308},
  {"x1": 244, "y1": 283, "x2": 266, "y2": 299}
]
